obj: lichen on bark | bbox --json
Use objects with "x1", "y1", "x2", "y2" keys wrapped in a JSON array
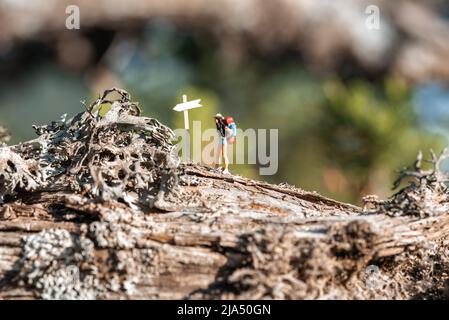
[
  {"x1": 0, "y1": 88, "x2": 179, "y2": 210},
  {"x1": 0, "y1": 88, "x2": 448, "y2": 300}
]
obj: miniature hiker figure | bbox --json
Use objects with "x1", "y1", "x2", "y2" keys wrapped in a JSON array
[
  {"x1": 214, "y1": 113, "x2": 237, "y2": 174},
  {"x1": 214, "y1": 113, "x2": 229, "y2": 173}
]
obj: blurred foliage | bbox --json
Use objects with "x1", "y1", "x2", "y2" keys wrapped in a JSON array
[
  {"x1": 318, "y1": 77, "x2": 444, "y2": 202},
  {"x1": 0, "y1": 23, "x2": 445, "y2": 203}
]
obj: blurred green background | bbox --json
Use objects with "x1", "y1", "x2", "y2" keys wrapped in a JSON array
[{"x1": 0, "y1": 0, "x2": 448, "y2": 204}]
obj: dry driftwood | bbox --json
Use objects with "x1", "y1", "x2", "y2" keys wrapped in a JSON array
[{"x1": 0, "y1": 88, "x2": 448, "y2": 300}]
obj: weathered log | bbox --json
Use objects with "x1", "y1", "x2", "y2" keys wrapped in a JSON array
[{"x1": 0, "y1": 89, "x2": 448, "y2": 300}]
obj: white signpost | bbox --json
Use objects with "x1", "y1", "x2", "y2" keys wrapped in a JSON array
[{"x1": 173, "y1": 94, "x2": 203, "y2": 160}]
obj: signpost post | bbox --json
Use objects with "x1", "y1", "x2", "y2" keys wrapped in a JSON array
[{"x1": 173, "y1": 94, "x2": 202, "y2": 161}]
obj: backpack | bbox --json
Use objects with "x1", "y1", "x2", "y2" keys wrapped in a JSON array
[{"x1": 225, "y1": 118, "x2": 237, "y2": 144}]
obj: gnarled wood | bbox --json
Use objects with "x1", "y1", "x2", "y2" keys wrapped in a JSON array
[{"x1": 0, "y1": 89, "x2": 448, "y2": 300}]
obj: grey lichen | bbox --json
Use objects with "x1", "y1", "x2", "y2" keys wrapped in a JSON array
[
  {"x1": 0, "y1": 88, "x2": 192, "y2": 299},
  {"x1": 0, "y1": 147, "x2": 41, "y2": 202},
  {"x1": 18, "y1": 225, "x2": 146, "y2": 299},
  {"x1": 19, "y1": 228, "x2": 101, "y2": 300},
  {"x1": 0, "y1": 88, "x2": 179, "y2": 209},
  {"x1": 363, "y1": 149, "x2": 449, "y2": 218}
]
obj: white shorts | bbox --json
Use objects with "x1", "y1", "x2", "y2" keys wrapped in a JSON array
[{"x1": 219, "y1": 136, "x2": 227, "y2": 145}]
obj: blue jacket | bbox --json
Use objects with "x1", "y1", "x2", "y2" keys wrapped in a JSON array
[{"x1": 227, "y1": 123, "x2": 237, "y2": 137}]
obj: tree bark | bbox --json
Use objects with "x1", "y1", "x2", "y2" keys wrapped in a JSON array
[
  {"x1": 0, "y1": 89, "x2": 448, "y2": 300},
  {"x1": 0, "y1": 162, "x2": 448, "y2": 299}
]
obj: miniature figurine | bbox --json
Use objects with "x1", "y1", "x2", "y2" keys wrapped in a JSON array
[{"x1": 214, "y1": 113, "x2": 237, "y2": 174}]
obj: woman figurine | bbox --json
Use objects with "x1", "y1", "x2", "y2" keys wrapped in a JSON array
[{"x1": 214, "y1": 113, "x2": 233, "y2": 174}]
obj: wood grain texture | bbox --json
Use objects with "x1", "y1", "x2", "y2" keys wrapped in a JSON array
[
  {"x1": 1, "y1": 163, "x2": 448, "y2": 299},
  {"x1": 0, "y1": 90, "x2": 448, "y2": 300}
]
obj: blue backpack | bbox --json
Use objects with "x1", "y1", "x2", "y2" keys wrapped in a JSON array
[{"x1": 227, "y1": 121, "x2": 237, "y2": 144}]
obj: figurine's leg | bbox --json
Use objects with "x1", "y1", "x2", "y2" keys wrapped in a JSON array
[
  {"x1": 215, "y1": 140, "x2": 222, "y2": 168},
  {"x1": 222, "y1": 142, "x2": 229, "y2": 172}
]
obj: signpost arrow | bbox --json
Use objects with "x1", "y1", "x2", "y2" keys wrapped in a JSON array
[
  {"x1": 173, "y1": 98, "x2": 202, "y2": 112},
  {"x1": 173, "y1": 94, "x2": 203, "y2": 161}
]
